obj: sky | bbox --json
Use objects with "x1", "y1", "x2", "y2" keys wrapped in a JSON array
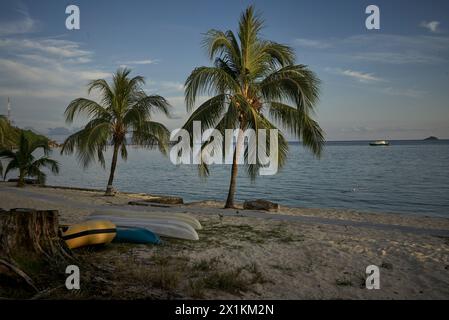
[{"x1": 0, "y1": 0, "x2": 448, "y2": 141}]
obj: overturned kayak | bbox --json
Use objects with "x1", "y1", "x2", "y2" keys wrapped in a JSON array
[
  {"x1": 113, "y1": 227, "x2": 161, "y2": 245},
  {"x1": 61, "y1": 220, "x2": 116, "y2": 249},
  {"x1": 87, "y1": 215, "x2": 199, "y2": 241},
  {"x1": 92, "y1": 209, "x2": 202, "y2": 230}
]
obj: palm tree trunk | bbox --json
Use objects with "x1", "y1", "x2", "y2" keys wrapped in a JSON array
[
  {"x1": 225, "y1": 123, "x2": 245, "y2": 208},
  {"x1": 225, "y1": 150, "x2": 239, "y2": 208},
  {"x1": 17, "y1": 170, "x2": 25, "y2": 187},
  {"x1": 105, "y1": 143, "x2": 119, "y2": 196}
]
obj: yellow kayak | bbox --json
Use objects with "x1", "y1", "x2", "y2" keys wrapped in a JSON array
[{"x1": 61, "y1": 220, "x2": 116, "y2": 249}]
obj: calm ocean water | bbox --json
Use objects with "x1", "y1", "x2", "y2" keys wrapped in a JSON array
[{"x1": 15, "y1": 140, "x2": 449, "y2": 217}]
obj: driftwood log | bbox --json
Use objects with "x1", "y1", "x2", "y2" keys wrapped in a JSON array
[
  {"x1": 0, "y1": 208, "x2": 72, "y2": 292},
  {"x1": 243, "y1": 199, "x2": 280, "y2": 212}
]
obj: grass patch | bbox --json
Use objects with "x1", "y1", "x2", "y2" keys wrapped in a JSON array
[
  {"x1": 335, "y1": 278, "x2": 353, "y2": 287},
  {"x1": 195, "y1": 262, "x2": 268, "y2": 295},
  {"x1": 187, "y1": 279, "x2": 206, "y2": 299},
  {"x1": 245, "y1": 263, "x2": 268, "y2": 284},
  {"x1": 201, "y1": 223, "x2": 304, "y2": 244},
  {"x1": 202, "y1": 269, "x2": 248, "y2": 294},
  {"x1": 192, "y1": 257, "x2": 219, "y2": 272}
]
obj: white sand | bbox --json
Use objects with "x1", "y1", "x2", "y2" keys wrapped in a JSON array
[{"x1": 1, "y1": 182, "x2": 448, "y2": 299}]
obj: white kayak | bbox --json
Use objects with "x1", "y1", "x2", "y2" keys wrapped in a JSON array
[
  {"x1": 91, "y1": 209, "x2": 202, "y2": 230},
  {"x1": 86, "y1": 215, "x2": 199, "y2": 241}
]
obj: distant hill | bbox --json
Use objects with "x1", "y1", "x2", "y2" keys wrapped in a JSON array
[
  {"x1": 424, "y1": 136, "x2": 439, "y2": 141},
  {"x1": 0, "y1": 118, "x2": 57, "y2": 149}
]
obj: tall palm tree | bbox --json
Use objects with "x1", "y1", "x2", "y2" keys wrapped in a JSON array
[
  {"x1": 61, "y1": 68, "x2": 171, "y2": 195},
  {"x1": 183, "y1": 6, "x2": 325, "y2": 208},
  {"x1": 0, "y1": 131, "x2": 59, "y2": 187}
]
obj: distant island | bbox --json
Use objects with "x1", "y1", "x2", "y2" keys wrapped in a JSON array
[{"x1": 424, "y1": 136, "x2": 439, "y2": 141}]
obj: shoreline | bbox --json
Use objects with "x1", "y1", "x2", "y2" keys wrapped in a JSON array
[
  {"x1": 9, "y1": 181, "x2": 448, "y2": 221},
  {"x1": 1, "y1": 182, "x2": 448, "y2": 299},
  {"x1": 2, "y1": 182, "x2": 448, "y2": 231}
]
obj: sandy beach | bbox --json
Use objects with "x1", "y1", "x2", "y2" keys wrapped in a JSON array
[{"x1": 1, "y1": 182, "x2": 448, "y2": 299}]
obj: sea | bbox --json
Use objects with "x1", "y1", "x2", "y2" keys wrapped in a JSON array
[{"x1": 13, "y1": 140, "x2": 449, "y2": 217}]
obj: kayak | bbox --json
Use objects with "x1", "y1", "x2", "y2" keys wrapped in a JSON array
[
  {"x1": 61, "y1": 220, "x2": 116, "y2": 249},
  {"x1": 113, "y1": 227, "x2": 161, "y2": 245},
  {"x1": 86, "y1": 215, "x2": 199, "y2": 241},
  {"x1": 91, "y1": 209, "x2": 202, "y2": 230}
]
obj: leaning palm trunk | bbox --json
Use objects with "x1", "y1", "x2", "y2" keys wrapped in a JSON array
[
  {"x1": 225, "y1": 121, "x2": 246, "y2": 208},
  {"x1": 105, "y1": 143, "x2": 120, "y2": 196},
  {"x1": 225, "y1": 151, "x2": 239, "y2": 208}
]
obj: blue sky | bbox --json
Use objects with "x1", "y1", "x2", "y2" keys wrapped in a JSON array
[{"x1": 0, "y1": 0, "x2": 448, "y2": 140}]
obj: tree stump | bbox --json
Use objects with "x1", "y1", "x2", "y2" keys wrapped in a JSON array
[{"x1": 0, "y1": 208, "x2": 72, "y2": 293}]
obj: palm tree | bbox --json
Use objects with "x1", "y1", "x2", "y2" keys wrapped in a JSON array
[
  {"x1": 183, "y1": 6, "x2": 325, "y2": 208},
  {"x1": 1, "y1": 131, "x2": 59, "y2": 187},
  {"x1": 61, "y1": 68, "x2": 171, "y2": 196}
]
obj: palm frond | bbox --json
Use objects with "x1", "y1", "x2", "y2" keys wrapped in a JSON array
[
  {"x1": 238, "y1": 5, "x2": 264, "y2": 70},
  {"x1": 182, "y1": 94, "x2": 227, "y2": 135},
  {"x1": 124, "y1": 95, "x2": 171, "y2": 126},
  {"x1": 64, "y1": 98, "x2": 109, "y2": 124},
  {"x1": 185, "y1": 67, "x2": 239, "y2": 111},
  {"x1": 61, "y1": 119, "x2": 111, "y2": 168},
  {"x1": 203, "y1": 29, "x2": 241, "y2": 68},
  {"x1": 87, "y1": 79, "x2": 114, "y2": 107},
  {"x1": 260, "y1": 65, "x2": 321, "y2": 114},
  {"x1": 3, "y1": 158, "x2": 18, "y2": 180},
  {"x1": 32, "y1": 157, "x2": 60, "y2": 175},
  {"x1": 132, "y1": 121, "x2": 170, "y2": 155}
]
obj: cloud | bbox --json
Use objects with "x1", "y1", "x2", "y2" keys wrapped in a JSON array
[
  {"x1": 293, "y1": 38, "x2": 332, "y2": 49},
  {"x1": 292, "y1": 34, "x2": 449, "y2": 65},
  {"x1": 340, "y1": 70, "x2": 383, "y2": 83},
  {"x1": 351, "y1": 51, "x2": 445, "y2": 65},
  {"x1": 326, "y1": 68, "x2": 424, "y2": 98},
  {"x1": 327, "y1": 68, "x2": 384, "y2": 83},
  {"x1": 0, "y1": 38, "x2": 93, "y2": 63},
  {"x1": 0, "y1": 4, "x2": 38, "y2": 35},
  {"x1": 0, "y1": 35, "x2": 110, "y2": 134},
  {"x1": 144, "y1": 80, "x2": 185, "y2": 95},
  {"x1": 159, "y1": 81, "x2": 184, "y2": 92},
  {"x1": 381, "y1": 87, "x2": 426, "y2": 98},
  {"x1": 420, "y1": 21, "x2": 441, "y2": 33},
  {"x1": 119, "y1": 59, "x2": 158, "y2": 67}
]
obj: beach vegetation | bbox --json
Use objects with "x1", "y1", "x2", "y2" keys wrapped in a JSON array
[{"x1": 0, "y1": 131, "x2": 59, "y2": 187}]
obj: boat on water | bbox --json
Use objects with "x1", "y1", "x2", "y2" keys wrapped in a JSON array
[{"x1": 369, "y1": 140, "x2": 390, "y2": 146}]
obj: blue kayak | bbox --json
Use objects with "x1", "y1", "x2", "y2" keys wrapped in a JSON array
[{"x1": 113, "y1": 227, "x2": 161, "y2": 244}]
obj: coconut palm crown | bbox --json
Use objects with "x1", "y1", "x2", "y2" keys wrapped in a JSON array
[
  {"x1": 182, "y1": 6, "x2": 325, "y2": 208},
  {"x1": 61, "y1": 68, "x2": 171, "y2": 195}
]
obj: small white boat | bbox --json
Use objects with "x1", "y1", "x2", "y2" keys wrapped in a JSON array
[
  {"x1": 369, "y1": 140, "x2": 390, "y2": 146},
  {"x1": 87, "y1": 215, "x2": 199, "y2": 241},
  {"x1": 91, "y1": 209, "x2": 202, "y2": 230}
]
